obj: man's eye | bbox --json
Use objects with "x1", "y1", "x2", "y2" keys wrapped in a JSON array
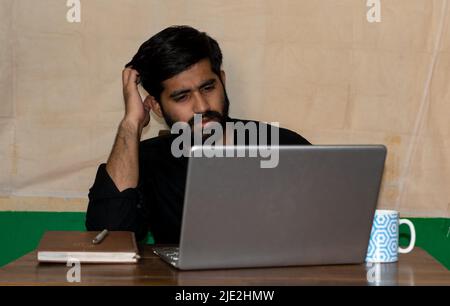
[
  {"x1": 202, "y1": 85, "x2": 215, "y2": 92},
  {"x1": 175, "y1": 95, "x2": 188, "y2": 102}
]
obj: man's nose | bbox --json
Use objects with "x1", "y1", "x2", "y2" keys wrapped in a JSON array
[{"x1": 192, "y1": 91, "x2": 210, "y2": 114}]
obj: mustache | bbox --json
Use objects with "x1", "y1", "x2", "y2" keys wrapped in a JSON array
[{"x1": 187, "y1": 110, "x2": 225, "y2": 127}]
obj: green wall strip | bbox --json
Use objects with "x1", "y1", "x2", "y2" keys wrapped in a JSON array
[
  {"x1": 0, "y1": 212, "x2": 87, "y2": 267},
  {"x1": 399, "y1": 218, "x2": 449, "y2": 270},
  {"x1": 0, "y1": 212, "x2": 448, "y2": 270},
  {"x1": 0, "y1": 212, "x2": 154, "y2": 267}
]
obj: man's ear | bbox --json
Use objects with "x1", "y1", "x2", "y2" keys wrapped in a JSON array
[
  {"x1": 145, "y1": 95, "x2": 163, "y2": 118},
  {"x1": 220, "y1": 70, "x2": 226, "y2": 86}
]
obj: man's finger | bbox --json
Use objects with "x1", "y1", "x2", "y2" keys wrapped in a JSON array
[
  {"x1": 143, "y1": 95, "x2": 154, "y2": 105},
  {"x1": 143, "y1": 95, "x2": 153, "y2": 112},
  {"x1": 127, "y1": 69, "x2": 140, "y2": 88},
  {"x1": 122, "y1": 68, "x2": 132, "y2": 87}
]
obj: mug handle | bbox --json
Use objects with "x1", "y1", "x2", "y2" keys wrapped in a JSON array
[{"x1": 398, "y1": 219, "x2": 416, "y2": 254}]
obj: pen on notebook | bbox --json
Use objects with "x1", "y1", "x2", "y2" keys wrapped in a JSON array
[{"x1": 92, "y1": 229, "x2": 108, "y2": 244}]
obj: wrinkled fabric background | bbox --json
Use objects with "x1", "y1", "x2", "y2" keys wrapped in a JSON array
[{"x1": 0, "y1": 0, "x2": 449, "y2": 216}]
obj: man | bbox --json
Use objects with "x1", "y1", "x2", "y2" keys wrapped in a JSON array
[{"x1": 86, "y1": 26, "x2": 311, "y2": 243}]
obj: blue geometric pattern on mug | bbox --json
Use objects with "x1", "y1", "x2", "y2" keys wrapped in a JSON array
[{"x1": 366, "y1": 214, "x2": 399, "y2": 262}]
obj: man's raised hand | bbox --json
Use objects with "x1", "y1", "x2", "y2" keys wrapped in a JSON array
[{"x1": 122, "y1": 67, "x2": 154, "y2": 131}]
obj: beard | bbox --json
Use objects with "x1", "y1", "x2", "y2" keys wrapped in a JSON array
[{"x1": 160, "y1": 83, "x2": 230, "y2": 131}]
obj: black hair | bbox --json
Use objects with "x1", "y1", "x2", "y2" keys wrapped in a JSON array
[{"x1": 125, "y1": 25, "x2": 223, "y2": 102}]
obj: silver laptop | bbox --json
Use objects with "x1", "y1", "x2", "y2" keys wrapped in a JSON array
[{"x1": 153, "y1": 145, "x2": 387, "y2": 270}]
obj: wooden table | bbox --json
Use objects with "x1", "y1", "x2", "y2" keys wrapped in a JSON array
[{"x1": 0, "y1": 246, "x2": 448, "y2": 285}]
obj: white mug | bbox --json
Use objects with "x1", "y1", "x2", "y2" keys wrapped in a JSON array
[{"x1": 365, "y1": 210, "x2": 416, "y2": 263}]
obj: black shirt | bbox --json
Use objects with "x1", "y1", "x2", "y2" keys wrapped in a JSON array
[{"x1": 85, "y1": 118, "x2": 311, "y2": 243}]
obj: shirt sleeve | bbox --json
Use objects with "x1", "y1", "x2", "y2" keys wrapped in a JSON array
[
  {"x1": 85, "y1": 163, "x2": 149, "y2": 241},
  {"x1": 285, "y1": 130, "x2": 312, "y2": 145},
  {"x1": 277, "y1": 126, "x2": 312, "y2": 146}
]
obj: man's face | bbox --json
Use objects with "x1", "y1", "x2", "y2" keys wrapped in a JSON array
[{"x1": 153, "y1": 59, "x2": 229, "y2": 129}]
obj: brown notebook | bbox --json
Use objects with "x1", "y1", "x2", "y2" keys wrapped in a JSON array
[{"x1": 37, "y1": 231, "x2": 140, "y2": 263}]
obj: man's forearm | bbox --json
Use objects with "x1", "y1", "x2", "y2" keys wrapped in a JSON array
[{"x1": 105, "y1": 119, "x2": 142, "y2": 192}]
